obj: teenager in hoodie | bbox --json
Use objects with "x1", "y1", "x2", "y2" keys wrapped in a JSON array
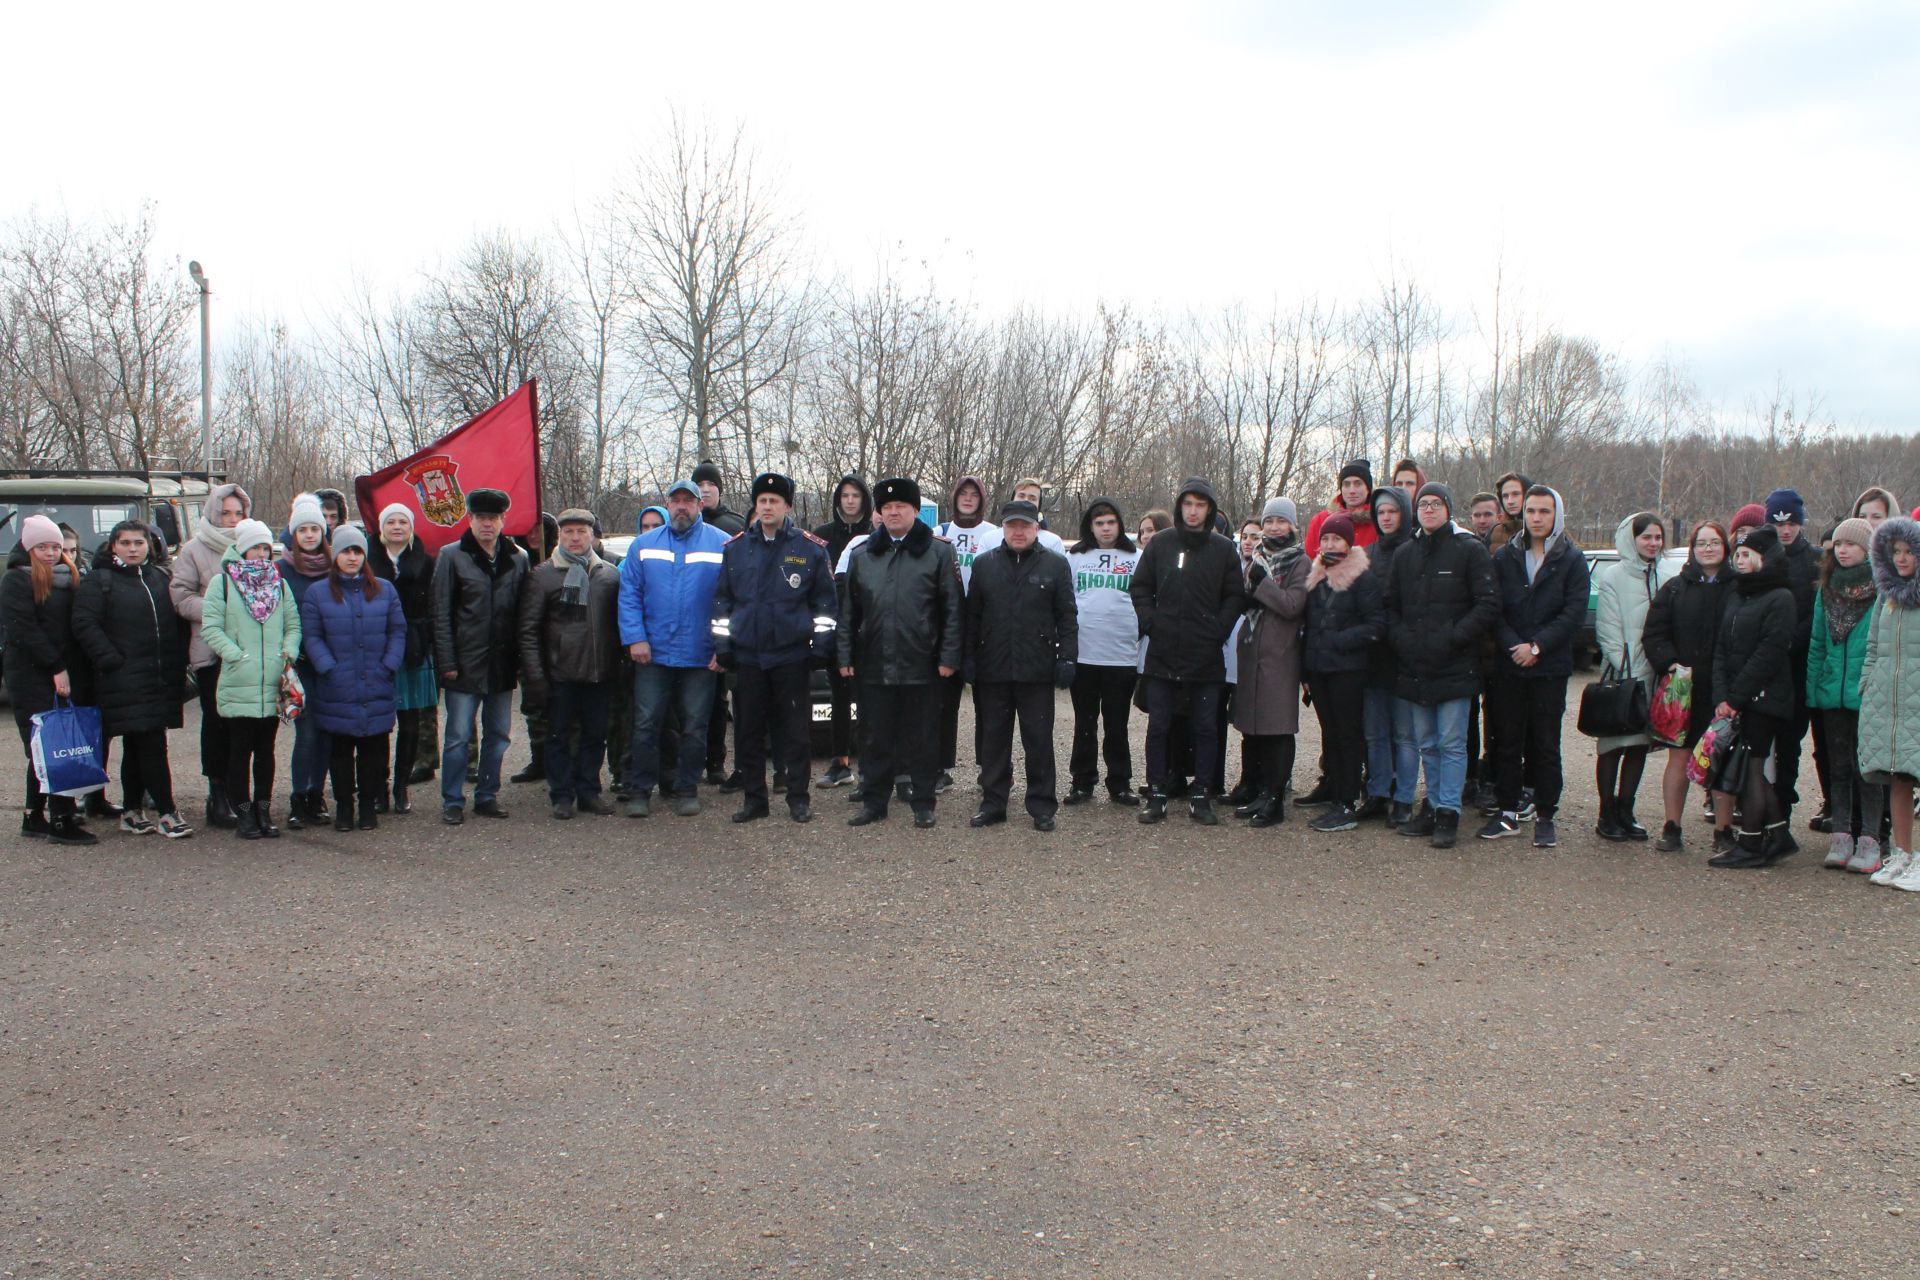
[
  {"x1": 934, "y1": 476, "x2": 997, "y2": 793},
  {"x1": 1304, "y1": 459, "x2": 1379, "y2": 558},
  {"x1": 1592, "y1": 512, "x2": 1673, "y2": 840},
  {"x1": 1130, "y1": 477, "x2": 1244, "y2": 825},
  {"x1": 1707, "y1": 523, "x2": 1800, "y2": 869},
  {"x1": 169, "y1": 481, "x2": 252, "y2": 829},
  {"x1": 1065, "y1": 498, "x2": 1142, "y2": 806},
  {"x1": 1852, "y1": 487, "x2": 1899, "y2": 530},
  {"x1": 1807, "y1": 518, "x2": 1884, "y2": 871},
  {"x1": 1479, "y1": 486, "x2": 1589, "y2": 848},
  {"x1": 1857, "y1": 516, "x2": 1920, "y2": 890},
  {"x1": 1762, "y1": 488, "x2": 1822, "y2": 830},
  {"x1": 1361, "y1": 486, "x2": 1418, "y2": 824}
]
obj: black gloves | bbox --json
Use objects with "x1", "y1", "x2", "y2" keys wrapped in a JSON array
[
  {"x1": 1246, "y1": 561, "x2": 1268, "y2": 589},
  {"x1": 1054, "y1": 660, "x2": 1075, "y2": 689}
]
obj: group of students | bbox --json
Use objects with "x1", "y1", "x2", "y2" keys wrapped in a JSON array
[{"x1": 7, "y1": 459, "x2": 1920, "y2": 889}]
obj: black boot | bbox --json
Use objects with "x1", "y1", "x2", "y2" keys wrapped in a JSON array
[
  {"x1": 285, "y1": 792, "x2": 307, "y2": 830},
  {"x1": 510, "y1": 745, "x2": 546, "y2": 784},
  {"x1": 333, "y1": 791, "x2": 355, "y2": 832},
  {"x1": 1234, "y1": 790, "x2": 1273, "y2": 820},
  {"x1": 1595, "y1": 797, "x2": 1629, "y2": 842},
  {"x1": 358, "y1": 799, "x2": 378, "y2": 831},
  {"x1": 1138, "y1": 792, "x2": 1168, "y2": 824},
  {"x1": 1430, "y1": 807, "x2": 1461, "y2": 849},
  {"x1": 47, "y1": 811, "x2": 97, "y2": 846},
  {"x1": 1615, "y1": 795, "x2": 1649, "y2": 841},
  {"x1": 391, "y1": 779, "x2": 410, "y2": 815},
  {"x1": 85, "y1": 792, "x2": 123, "y2": 821},
  {"x1": 236, "y1": 802, "x2": 263, "y2": 840},
  {"x1": 307, "y1": 790, "x2": 331, "y2": 825},
  {"x1": 206, "y1": 780, "x2": 239, "y2": 830},
  {"x1": 1296, "y1": 776, "x2": 1333, "y2": 806},
  {"x1": 257, "y1": 799, "x2": 280, "y2": 839},
  {"x1": 1248, "y1": 794, "x2": 1286, "y2": 829},
  {"x1": 1760, "y1": 822, "x2": 1799, "y2": 864},
  {"x1": 21, "y1": 806, "x2": 50, "y2": 839},
  {"x1": 1710, "y1": 829, "x2": 1769, "y2": 868}
]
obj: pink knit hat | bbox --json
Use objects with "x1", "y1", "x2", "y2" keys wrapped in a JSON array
[{"x1": 19, "y1": 514, "x2": 62, "y2": 551}]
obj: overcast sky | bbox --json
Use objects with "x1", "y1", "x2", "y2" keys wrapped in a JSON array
[{"x1": 7, "y1": 0, "x2": 1914, "y2": 431}]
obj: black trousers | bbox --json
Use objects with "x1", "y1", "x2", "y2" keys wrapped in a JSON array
[
  {"x1": 14, "y1": 713, "x2": 76, "y2": 818},
  {"x1": 1309, "y1": 669, "x2": 1368, "y2": 805},
  {"x1": 1492, "y1": 675, "x2": 1568, "y2": 819},
  {"x1": 826, "y1": 666, "x2": 856, "y2": 760},
  {"x1": 706, "y1": 676, "x2": 731, "y2": 773},
  {"x1": 1775, "y1": 661, "x2": 1812, "y2": 811},
  {"x1": 1145, "y1": 677, "x2": 1223, "y2": 793},
  {"x1": 119, "y1": 728, "x2": 176, "y2": 814},
  {"x1": 856, "y1": 679, "x2": 937, "y2": 813},
  {"x1": 225, "y1": 715, "x2": 279, "y2": 806},
  {"x1": 547, "y1": 679, "x2": 611, "y2": 803},
  {"x1": 329, "y1": 733, "x2": 391, "y2": 812},
  {"x1": 1068, "y1": 664, "x2": 1136, "y2": 795},
  {"x1": 394, "y1": 708, "x2": 423, "y2": 793},
  {"x1": 197, "y1": 664, "x2": 230, "y2": 781},
  {"x1": 736, "y1": 661, "x2": 812, "y2": 806},
  {"x1": 976, "y1": 680, "x2": 1057, "y2": 820},
  {"x1": 938, "y1": 670, "x2": 967, "y2": 771}
]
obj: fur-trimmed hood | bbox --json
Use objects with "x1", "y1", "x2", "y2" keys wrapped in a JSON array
[
  {"x1": 1871, "y1": 516, "x2": 1920, "y2": 610},
  {"x1": 1306, "y1": 544, "x2": 1370, "y2": 593}
]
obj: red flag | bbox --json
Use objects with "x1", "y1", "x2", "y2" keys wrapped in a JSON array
[{"x1": 354, "y1": 382, "x2": 543, "y2": 554}]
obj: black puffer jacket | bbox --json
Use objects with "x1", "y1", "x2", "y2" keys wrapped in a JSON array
[
  {"x1": 836, "y1": 518, "x2": 964, "y2": 685},
  {"x1": 1490, "y1": 525, "x2": 1591, "y2": 680},
  {"x1": 1783, "y1": 533, "x2": 1818, "y2": 663},
  {"x1": 813, "y1": 475, "x2": 873, "y2": 566},
  {"x1": 1303, "y1": 548, "x2": 1385, "y2": 677},
  {"x1": 1644, "y1": 560, "x2": 1733, "y2": 680},
  {"x1": 371, "y1": 536, "x2": 435, "y2": 667},
  {"x1": 431, "y1": 530, "x2": 530, "y2": 695},
  {"x1": 965, "y1": 541, "x2": 1078, "y2": 684},
  {"x1": 1, "y1": 547, "x2": 88, "y2": 717},
  {"x1": 1129, "y1": 479, "x2": 1244, "y2": 683},
  {"x1": 1364, "y1": 487, "x2": 1412, "y2": 690},
  {"x1": 1712, "y1": 548, "x2": 1798, "y2": 722},
  {"x1": 1384, "y1": 513, "x2": 1499, "y2": 706},
  {"x1": 71, "y1": 548, "x2": 188, "y2": 735}
]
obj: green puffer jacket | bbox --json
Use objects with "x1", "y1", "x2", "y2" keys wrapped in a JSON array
[
  {"x1": 1805, "y1": 578, "x2": 1874, "y2": 712},
  {"x1": 1856, "y1": 518, "x2": 1920, "y2": 779},
  {"x1": 201, "y1": 546, "x2": 303, "y2": 720}
]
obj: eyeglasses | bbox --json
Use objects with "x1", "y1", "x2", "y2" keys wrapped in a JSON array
[
  {"x1": 1695, "y1": 539, "x2": 1724, "y2": 550},
  {"x1": 1415, "y1": 499, "x2": 1448, "y2": 511}
]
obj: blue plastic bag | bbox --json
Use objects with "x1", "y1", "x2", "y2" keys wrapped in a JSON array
[{"x1": 31, "y1": 698, "x2": 109, "y2": 798}]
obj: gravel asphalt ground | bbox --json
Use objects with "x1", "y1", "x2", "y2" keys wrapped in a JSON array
[{"x1": 4, "y1": 687, "x2": 1918, "y2": 1278}]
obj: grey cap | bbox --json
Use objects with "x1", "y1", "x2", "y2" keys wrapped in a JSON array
[
  {"x1": 666, "y1": 479, "x2": 701, "y2": 500},
  {"x1": 1262, "y1": 496, "x2": 1298, "y2": 526},
  {"x1": 330, "y1": 525, "x2": 368, "y2": 558}
]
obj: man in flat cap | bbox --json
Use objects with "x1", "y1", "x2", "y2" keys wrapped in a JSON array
[
  {"x1": 964, "y1": 499, "x2": 1078, "y2": 831},
  {"x1": 617, "y1": 478, "x2": 730, "y2": 817},
  {"x1": 432, "y1": 487, "x2": 530, "y2": 824},
  {"x1": 837, "y1": 477, "x2": 963, "y2": 828},
  {"x1": 710, "y1": 473, "x2": 837, "y2": 823},
  {"x1": 517, "y1": 508, "x2": 622, "y2": 820}
]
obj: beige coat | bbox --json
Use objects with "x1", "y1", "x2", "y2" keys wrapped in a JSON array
[{"x1": 1233, "y1": 552, "x2": 1310, "y2": 736}]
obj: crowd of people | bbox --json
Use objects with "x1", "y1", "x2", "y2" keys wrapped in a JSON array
[{"x1": 6, "y1": 458, "x2": 1920, "y2": 890}]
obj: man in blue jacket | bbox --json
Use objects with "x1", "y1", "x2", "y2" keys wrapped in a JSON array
[
  {"x1": 619, "y1": 479, "x2": 728, "y2": 818},
  {"x1": 711, "y1": 472, "x2": 837, "y2": 825},
  {"x1": 1478, "y1": 485, "x2": 1589, "y2": 848}
]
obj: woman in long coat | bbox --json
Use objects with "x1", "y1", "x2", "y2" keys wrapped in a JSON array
[
  {"x1": 1233, "y1": 497, "x2": 1310, "y2": 825},
  {"x1": 1592, "y1": 512, "x2": 1673, "y2": 840},
  {"x1": 1641, "y1": 519, "x2": 1733, "y2": 852},
  {"x1": 300, "y1": 527, "x2": 407, "y2": 834},
  {"x1": 2, "y1": 515, "x2": 94, "y2": 844},
  {"x1": 1858, "y1": 516, "x2": 1920, "y2": 890}
]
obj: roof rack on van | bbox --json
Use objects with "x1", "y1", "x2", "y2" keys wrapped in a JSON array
[{"x1": 0, "y1": 458, "x2": 228, "y2": 483}]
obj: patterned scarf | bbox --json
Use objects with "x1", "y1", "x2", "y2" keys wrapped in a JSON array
[
  {"x1": 227, "y1": 558, "x2": 284, "y2": 623},
  {"x1": 1823, "y1": 562, "x2": 1876, "y2": 643}
]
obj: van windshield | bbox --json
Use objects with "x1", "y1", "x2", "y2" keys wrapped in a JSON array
[{"x1": 0, "y1": 500, "x2": 144, "y2": 557}]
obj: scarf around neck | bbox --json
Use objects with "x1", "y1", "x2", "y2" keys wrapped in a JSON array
[
  {"x1": 227, "y1": 557, "x2": 284, "y2": 623},
  {"x1": 1254, "y1": 531, "x2": 1304, "y2": 579},
  {"x1": 195, "y1": 520, "x2": 238, "y2": 556},
  {"x1": 555, "y1": 545, "x2": 595, "y2": 605},
  {"x1": 286, "y1": 542, "x2": 331, "y2": 577},
  {"x1": 1823, "y1": 562, "x2": 1876, "y2": 642}
]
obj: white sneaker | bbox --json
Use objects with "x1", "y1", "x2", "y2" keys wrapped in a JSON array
[
  {"x1": 118, "y1": 808, "x2": 156, "y2": 835},
  {"x1": 1892, "y1": 859, "x2": 1920, "y2": 893},
  {"x1": 1824, "y1": 832, "x2": 1855, "y2": 869},
  {"x1": 156, "y1": 811, "x2": 195, "y2": 840},
  {"x1": 1870, "y1": 849, "x2": 1912, "y2": 887},
  {"x1": 1847, "y1": 836, "x2": 1884, "y2": 875}
]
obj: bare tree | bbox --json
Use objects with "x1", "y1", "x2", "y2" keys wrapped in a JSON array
[{"x1": 216, "y1": 320, "x2": 345, "y2": 518}]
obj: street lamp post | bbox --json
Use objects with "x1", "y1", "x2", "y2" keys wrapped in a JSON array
[{"x1": 188, "y1": 260, "x2": 211, "y2": 476}]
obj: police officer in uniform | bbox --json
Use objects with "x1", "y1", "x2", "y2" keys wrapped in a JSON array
[{"x1": 711, "y1": 473, "x2": 837, "y2": 824}]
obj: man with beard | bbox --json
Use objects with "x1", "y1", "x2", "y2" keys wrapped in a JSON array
[
  {"x1": 812, "y1": 475, "x2": 872, "y2": 789},
  {"x1": 618, "y1": 479, "x2": 728, "y2": 818},
  {"x1": 1130, "y1": 477, "x2": 1245, "y2": 824},
  {"x1": 838, "y1": 478, "x2": 964, "y2": 828}
]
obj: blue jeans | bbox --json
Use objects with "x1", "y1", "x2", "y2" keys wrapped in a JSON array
[
  {"x1": 1402, "y1": 696, "x2": 1472, "y2": 814},
  {"x1": 628, "y1": 664, "x2": 716, "y2": 797},
  {"x1": 290, "y1": 714, "x2": 331, "y2": 794},
  {"x1": 443, "y1": 689, "x2": 514, "y2": 808},
  {"x1": 1365, "y1": 687, "x2": 1417, "y2": 803}
]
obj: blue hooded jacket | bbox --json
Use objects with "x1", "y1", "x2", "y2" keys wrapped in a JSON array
[{"x1": 619, "y1": 510, "x2": 729, "y2": 667}]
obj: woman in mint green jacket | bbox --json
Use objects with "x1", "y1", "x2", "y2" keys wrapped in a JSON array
[
  {"x1": 1806, "y1": 518, "x2": 1881, "y2": 871},
  {"x1": 201, "y1": 520, "x2": 301, "y2": 840},
  {"x1": 1858, "y1": 516, "x2": 1920, "y2": 890}
]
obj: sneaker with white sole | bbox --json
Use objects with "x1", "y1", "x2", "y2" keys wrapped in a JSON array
[
  {"x1": 1893, "y1": 859, "x2": 1920, "y2": 893},
  {"x1": 119, "y1": 808, "x2": 156, "y2": 835},
  {"x1": 1870, "y1": 849, "x2": 1912, "y2": 887},
  {"x1": 156, "y1": 811, "x2": 195, "y2": 839},
  {"x1": 1824, "y1": 832, "x2": 1855, "y2": 870},
  {"x1": 1476, "y1": 812, "x2": 1521, "y2": 840},
  {"x1": 1847, "y1": 836, "x2": 1883, "y2": 875}
]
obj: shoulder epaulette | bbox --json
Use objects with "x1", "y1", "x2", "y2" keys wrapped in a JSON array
[
  {"x1": 802, "y1": 529, "x2": 828, "y2": 548},
  {"x1": 724, "y1": 531, "x2": 746, "y2": 545}
]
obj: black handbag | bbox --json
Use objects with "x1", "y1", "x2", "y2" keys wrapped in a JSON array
[
  {"x1": 1577, "y1": 643, "x2": 1650, "y2": 738},
  {"x1": 1708, "y1": 731, "x2": 1753, "y2": 796}
]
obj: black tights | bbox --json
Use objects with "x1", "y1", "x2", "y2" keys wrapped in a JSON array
[
  {"x1": 394, "y1": 708, "x2": 422, "y2": 795},
  {"x1": 225, "y1": 716, "x2": 279, "y2": 806},
  {"x1": 1597, "y1": 745, "x2": 1649, "y2": 809},
  {"x1": 330, "y1": 734, "x2": 391, "y2": 813},
  {"x1": 1244, "y1": 734, "x2": 1297, "y2": 801}
]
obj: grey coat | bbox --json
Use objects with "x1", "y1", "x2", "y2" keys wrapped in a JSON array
[{"x1": 1233, "y1": 551, "x2": 1310, "y2": 736}]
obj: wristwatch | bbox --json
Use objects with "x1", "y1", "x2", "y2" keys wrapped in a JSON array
[{"x1": 1529, "y1": 643, "x2": 1540, "y2": 658}]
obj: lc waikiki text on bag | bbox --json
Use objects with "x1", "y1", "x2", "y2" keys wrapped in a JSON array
[{"x1": 30, "y1": 698, "x2": 109, "y2": 798}]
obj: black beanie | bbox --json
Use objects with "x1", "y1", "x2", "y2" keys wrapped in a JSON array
[{"x1": 1338, "y1": 458, "x2": 1373, "y2": 489}]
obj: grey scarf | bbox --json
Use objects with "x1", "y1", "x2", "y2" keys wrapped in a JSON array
[{"x1": 555, "y1": 545, "x2": 595, "y2": 605}]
